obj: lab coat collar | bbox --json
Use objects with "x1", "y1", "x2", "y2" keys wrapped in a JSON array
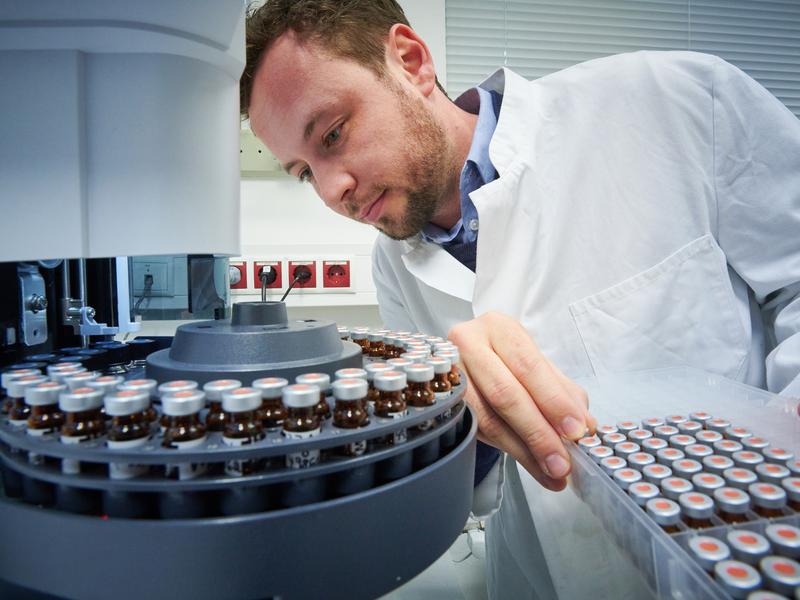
[
  {"x1": 400, "y1": 235, "x2": 475, "y2": 302},
  {"x1": 477, "y1": 68, "x2": 537, "y2": 176}
]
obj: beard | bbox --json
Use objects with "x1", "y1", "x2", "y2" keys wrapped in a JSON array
[{"x1": 371, "y1": 80, "x2": 455, "y2": 241}]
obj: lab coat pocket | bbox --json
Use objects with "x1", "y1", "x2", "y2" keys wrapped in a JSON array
[{"x1": 568, "y1": 235, "x2": 748, "y2": 379}]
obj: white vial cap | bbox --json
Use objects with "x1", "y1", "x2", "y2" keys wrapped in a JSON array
[
  {"x1": 64, "y1": 371, "x2": 99, "y2": 391},
  {"x1": 367, "y1": 330, "x2": 384, "y2": 342},
  {"x1": 387, "y1": 358, "x2": 413, "y2": 370},
  {"x1": 350, "y1": 328, "x2": 369, "y2": 340},
  {"x1": 161, "y1": 390, "x2": 206, "y2": 416},
  {"x1": 374, "y1": 370, "x2": 407, "y2": 392},
  {"x1": 25, "y1": 381, "x2": 66, "y2": 406},
  {"x1": 252, "y1": 377, "x2": 289, "y2": 399},
  {"x1": 104, "y1": 390, "x2": 150, "y2": 416},
  {"x1": 436, "y1": 348, "x2": 460, "y2": 363},
  {"x1": 119, "y1": 379, "x2": 158, "y2": 396},
  {"x1": 364, "y1": 362, "x2": 392, "y2": 381},
  {"x1": 296, "y1": 372, "x2": 330, "y2": 392},
  {"x1": 282, "y1": 383, "x2": 320, "y2": 408},
  {"x1": 427, "y1": 357, "x2": 452, "y2": 374},
  {"x1": 203, "y1": 379, "x2": 242, "y2": 401},
  {"x1": 47, "y1": 366, "x2": 87, "y2": 383},
  {"x1": 334, "y1": 368, "x2": 367, "y2": 381},
  {"x1": 2, "y1": 368, "x2": 41, "y2": 390},
  {"x1": 405, "y1": 363, "x2": 434, "y2": 382},
  {"x1": 45, "y1": 362, "x2": 83, "y2": 376},
  {"x1": 158, "y1": 380, "x2": 199, "y2": 397},
  {"x1": 332, "y1": 378, "x2": 368, "y2": 401},
  {"x1": 337, "y1": 326, "x2": 349, "y2": 338},
  {"x1": 6, "y1": 375, "x2": 49, "y2": 398},
  {"x1": 86, "y1": 375, "x2": 125, "y2": 394},
  {"x1": 59, "y1": 386, "x2": 104, "y2": 412},
  {"x1": 222, "y1": 387, "x2": 262, "y2": 412},
  {"x1": 400, "y1": 352, "x2": 428, "y2": 364}
]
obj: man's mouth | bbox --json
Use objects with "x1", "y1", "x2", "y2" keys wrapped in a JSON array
[{"x1": 360, "y1": 190, "x2": 387, "y2": 224}]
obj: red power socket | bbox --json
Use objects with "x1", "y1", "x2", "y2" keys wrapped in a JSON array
[
  {"x1": 322, "y1": 260, "x2": 351, "y2": 288},
  {"x1": 288, "y1": 261, "x2": 317, "y2": 288},
  {"x1": 229, "y1": 261, "x2": 248, "y2": 289},
  {"x1": 253, "y1": 261, "x2": 282, "y2": 289}
]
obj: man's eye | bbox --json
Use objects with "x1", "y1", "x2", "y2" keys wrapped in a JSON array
[
  {"x1": 298, "y1": 167, "x2": 312, "y2": 183},
  {"x1": 324, "y1": 125, "x2": 342, "y2": 147}
]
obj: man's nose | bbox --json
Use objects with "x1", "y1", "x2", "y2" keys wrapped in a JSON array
[{"x1": 315, "y1": 163, "x2": 356, "y2": 214}]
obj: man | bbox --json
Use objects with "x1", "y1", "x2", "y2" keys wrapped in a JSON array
[{"x1": 241, "y1": 0, "x2": 800, "y2": 596}]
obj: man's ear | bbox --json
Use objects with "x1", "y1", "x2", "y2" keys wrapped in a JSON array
[{"x1": 385, "y1": 23, "x2": 436, "y2": 97}]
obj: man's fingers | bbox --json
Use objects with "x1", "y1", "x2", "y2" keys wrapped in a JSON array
[
  {"x1": 460, "y1": 346, "x2": 571, "y2": 479},
  {"x1": 550, "y1": 362, "x2": 598, "y2": 433},
  {"x1": 490, "y1": 320, "x2": 588, "y2": 441}
]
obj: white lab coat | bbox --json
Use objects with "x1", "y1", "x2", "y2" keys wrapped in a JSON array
[{"x1": 372, "y1": 51, "x2": 800, "y2": 598}]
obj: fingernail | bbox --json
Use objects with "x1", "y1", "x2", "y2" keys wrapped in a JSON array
[
  {"x1": 561, "y1": 415, "x2": 585, "y2": 439},
  {"x1": 544, "y1": 453, "x2": 569, "y2": 478}
]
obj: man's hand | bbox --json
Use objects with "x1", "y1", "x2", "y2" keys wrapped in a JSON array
[{"x1": 449, "y1": 311, "x2": 596, "y2": 491}]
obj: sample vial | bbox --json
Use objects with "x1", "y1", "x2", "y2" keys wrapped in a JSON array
[
  {"x1": 350, "y1": 328, "x2": 370, "y2": 354},
  {"x1": 596, "y1": 424, "x2": 619, "y2": 435},
  {"x1": 603, "y1": 432, "x2": 627, "y2": 446},
  {"x1": 695, "y1": 430, "x2": 724, "y2": 445},
  {"x1": 614, "y1": 441, "x2": 641, "y2": 459},
  {"x1": 782, "y1": 476, "x2": 800, "y2": 511},
  {"x1": 742, "y1": 436, "x2": 770, "y2": 451},
  {"x1": 665, "y1": 414, "x2": 687, "y2": 426},
  {"x1": 612, "y1": 468, "x2": 642, "y2": 490},
  {"x1": 713, "y1": 487, "x2": 752, "y2": 524},
  {"x1": 687, "y1": 535, "x2": 730, "y2": 572},
  {"x1": 628, "y1": 481, "x2": 659, "y2": 508},
  {"x1": 759, "y1": 556, "x2": 800, "y2": 598},
  {"x1": 627, "y1": 428, "x2": 653, "y2": 443},
  {"x1": 6, "y1": 375, "x2": 48, "y2": 427},
  {"x1": 703, "y1": 454, "x2": 735, "y2": 475},
  {"x1": 714, "y1": 439, "x2": 744, "y2": 457},
  {"x1": 46, "y1": 365, "x2": 87, "y2": 384},
  {"x1": 706, "y1": 418, "x2": 731, "y2": 433},
  {"x1": 105, "y1": 390, "x2": 151, "y2": 479},
  {"x1": 688, "y1": 411, "x2": 711, "y2": 423},
  {"x1": 661, "y1": 477, "x2": 693, "y2": 501},
  {"x1": 731, "y1": 450, "x2": 764, "y2": 469},
  {"x1": 677, "y1": 420, "x2": 703, "y2": 434},
  {"x1": 725, "y1": 426, "x2": 753, "y2": 442},
  {"x1": 203, "y1": 379, "x2": 242, "y2": 432},
  {"x1": 669, "y1": 434, "x2": 696, "y2": 449},
  {"x1": 763, "y1": 447, "x2": 794, "y2": 463},
  {"x1": 334, "y1": 367, "x2": 368, "y2": 382},
  {"x1": 26, "y1": 381, "x2": 66, "y2": 437},
  {"x1": 616, "y1": 420, "x2": 638, "y2": 433},
  {"x1": 86, "y1": 374, "x2": 124, "y2": 396},
  {"x1": 364, "y1": 362, "x2": 392, "y2": 407},
  {"x1": 381, "y1": 334, "x2": 400, "y2": 359},
  {"x1": 373, "y1": 370, "x2": 409, "y2": 446},
  {"x1": 640, "y1": 417, "x2": 664, "y2": 431},
  {"x1": 692, "y1": 472, "x2": 726, "y2": 495},
  {"x1": 724, "y1": 467, "x2": 758, "y2": 491},
  {"x1": 756, "y1": 462, "x2": 791, "y2": 484},
  {"x1": 789, "y1": 459, "x2": 800, "y2": 476},
  {"x1": 656, "y1": 447, "x2": 685, "y2": 466},
  {"x1": 405, "y1": 363, "x2": 436, "y2": 431},
  {"x1": 627, "y1": 452, "x2": 656, "y2": 469},
  {"x1": 295, "y1": 373, "x2": 332, "y2": 422},
  {"x1": 63, "y1": 371, "x2": 99, "y2": 391},
  {"x1": 401, "y1": 351, "x2": 429, "y2": 364},
  {"x1": 435, "y1": 348, "x2": 461, "y2": 387},
  {"x1": 726, "y1": 530, "x2": 771, "y2": 566},
  {"x1": 282, "y1": 383, "x2": 322, "y2": 469},
  {"x1": 158, "y1": 379, "x2": 199, "y2": 398},
  {"x1": 337, "y1": 326, "x2": 350, "y2": 341},
  {"x1": 642, "y1": 437, "x2": 668, "y2": 453},
  {"x1": 367, "y1": 330, "x2": 386, "y2": 358},
  {"x1": 654, "y1": 425, "x2": 679, "y2": 440},
  {"x1": 117, "y1": 378, "x2": 159, "y2": 424},
  {"x1": 678, "y1": 492, "x2": 715, "y2": 528},
  {"x1": 331, "y1": 378, "x2": 370, "y2": 457},
  {"x1": 221, "y1": 387, "x2": 265, "y2": 477},
  {"x1": 589, "y1": 446, "x2": 614, "y2": 464},
  {"x1": 643, "y1": 464, "x2": 673, "y2": 484},
  {"x1": 387, "y1": 358, "x2": 414, "y2": 372},
  {"x1": 685, "y1": 444, "x2": 714, "y2": 460},
  {"x1": 427, "y1": 357, "x2": 453, "y2": 400},
  {"x1": 713, "y1": 560, "x2": 761, "y2": 597},
  {"x1": 645, "y1": 498, "x2": 682, "y2": 533},
  {"x1": 748, "y1": 482, "x2": 787, "y2": 518},
  {"x1": 672, "y1": 459, "x2": 703, "y2": 478},
  {"x1": 161, "y1": 390, "x2": 207, "y2": 480},
  {"x1": 600, "y1": 456, "x2": 627, "y2": 476},
  {"x1": 578, "y1": 435, "x2": 601, "y2": 451},
  {"x1": 765, "y1": 523, "x2": 800, "y2": 559},
  {"x1": 59, "y1": 387, "x2": 106, "y2": 474},
  {"x1": 2, "y1": 368, "x2": 41, "y2": 413},
  {"x1": 251, "y1": 377, "x2": 288, "y2": 430}
]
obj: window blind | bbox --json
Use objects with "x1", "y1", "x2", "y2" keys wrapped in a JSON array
[{"x1": 445, "y1": 0, "x2": 800, "y2": 118}]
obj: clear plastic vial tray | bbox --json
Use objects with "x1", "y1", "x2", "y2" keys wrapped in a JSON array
[{"x1": 569, "y1": 367, "x2": 800, "y2": 600}]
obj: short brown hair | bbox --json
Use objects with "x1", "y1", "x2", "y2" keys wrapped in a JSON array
[{"x1": 240, "y1": 0, "x2": 410, "y2": 119}]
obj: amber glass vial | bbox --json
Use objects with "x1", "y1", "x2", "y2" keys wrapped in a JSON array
[
  {"x1": 295, "y1": 372, "x2": 332, "y2": 422},
  {"x1": 25, "y1": 381, "x2": 66, "y2": 436},
  {"x1": 350, "y1": 328, "x2": 370, "y2": 354},
  {"x1": 59, "y1": 387, "x2": 106, "y2": 475},
  {"x1": 221, "y1": 387, "x2": 265, "y2": 477},
  {"x1": 157, "y1": 380, "x2": 199, "y2": 432},
  {"x1": 6, "y1": 374, "x2": 49, "y2": 427},
  {"x1": 252, "y1": 377, "x2": 289, "y2": 430},
  {"x1": 2, "y1": 368, "x2": 42, "y2": 414},
  {"x1": 161, "y1": 390, "x2": 208, "y2": 480},
  {"x1": 105, "y1": 390, "x2": 152, "y2": 479},
  {"x1": 332, "y1": 378, "x2": 370, "y2": 457},
  {"x1": 435, "y1": 348, "x2": 461, "y2": 387},
  {"x1": 117, "y1": 378, "x2": 159, "y2": 424},
  {"x1": 374, "y1": 370, "x2": 408, "y2": 446},
  {"x1": 404, "y1": 363, "x2": 436, "y2": 431},
  {"x1": 282, "y1": 383, "x2": 322, "y2": 469},
  {"x1": 203, "y1": 379, "x2": 242, "y2": 432}
]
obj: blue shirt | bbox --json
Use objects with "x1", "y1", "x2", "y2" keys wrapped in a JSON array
[{"x1": 423, "y1": 86, "x2": 502, "y2": 485}]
